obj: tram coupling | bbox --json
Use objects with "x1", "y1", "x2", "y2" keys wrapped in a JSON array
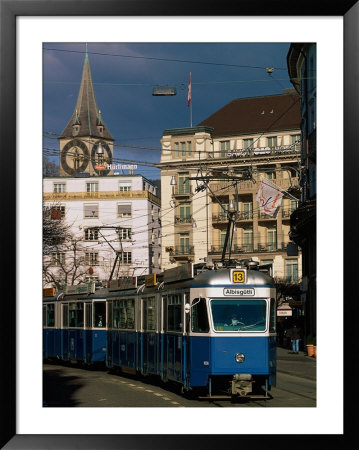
[{"x1": 231, "y1": 374, "x2": 253, "y2": 397}]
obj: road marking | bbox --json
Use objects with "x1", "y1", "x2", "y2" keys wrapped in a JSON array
[
  {"x1": 162, "y1": 397, "x2": 171, "y2": 401},
  {"x1": 154, "y1": 393, "x2": 163, "y2": 397},
  {"x1": 98, "y1": 398, "x2": 107, "y2": 402},
  {"x1": 145, "y1": 389, "x2": 154, "y2": 393}
]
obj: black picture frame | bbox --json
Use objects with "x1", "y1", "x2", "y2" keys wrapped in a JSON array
[{"x1": 1, "y1": 0, "x2": 356, "y2": 448}]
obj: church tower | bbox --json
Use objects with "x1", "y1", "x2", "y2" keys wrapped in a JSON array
[{"x1": 59, "y1": 45, "x2": 114, "y2": 176}]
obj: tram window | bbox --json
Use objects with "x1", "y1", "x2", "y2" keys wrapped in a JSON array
[
  {"x1": 192, "y1": 298, "x2": 209, "y2": 333},
  {"x1": 94, "y1": 301, "x2": 106, "y2": 327},
  {"x1": 143, "y1": 297, "x2": 156, "y2": 331},
  {"x1": 167, "y1": 295, "x2": 182, "y2": 332},
  {"x1": 113, "y1": 299, "x2": 135, "y2": 329},
  {"x1": 62, "y1": 304, "x2": 69, "y2": 327},
  {"x1": 43, "y1": 306, "x2": 46, "y2": 327},
  {"x1": 68, "y1": 302, "x2": 84, "y2": 328},
  {"x1": 269, "y1": 298, "x2": 276, "y2": 333},
  {"x1": 210, "y1": 299, "x2": 266, "y2": 332},
  {"x1": 46, "y1": 304, "x2": 55, "y2": 327}
]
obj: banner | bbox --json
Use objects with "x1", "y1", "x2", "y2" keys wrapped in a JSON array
[
  {"x1": 187, "y1": 72, "x2": 191, "y2": 106},
  {"x1": 256, "y1": 178, "x2": 283, "y2": 217}
]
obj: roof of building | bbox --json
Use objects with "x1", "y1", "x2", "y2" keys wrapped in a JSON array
[
  {"x1": 59, "y1": 49, "x2": 114, "y2": 140},
  {"x1": 198, "y1": 91, "x2": 301, "y2": 137}
]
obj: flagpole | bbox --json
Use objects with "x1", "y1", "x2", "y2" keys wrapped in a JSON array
[{"x1": 190, "y1": 101, "x2": 192, "y2": 128}]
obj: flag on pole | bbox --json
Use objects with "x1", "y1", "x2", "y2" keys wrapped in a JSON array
[
  {"x1": 256, "y1": 177, "x2": 283, "y2": 217},
  {"x1": 187, "y1": 72, "x2": 192, "y2": 106}
]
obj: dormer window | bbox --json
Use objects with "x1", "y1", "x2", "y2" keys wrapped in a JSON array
[{"x1": 72, "y1": 125, "x2": 80, "y2": 136}]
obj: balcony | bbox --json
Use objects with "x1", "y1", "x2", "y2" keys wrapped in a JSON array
[
  {"x1": 209, "y1": 242, "x2": 289, "y2": 255},
  {"x1": 175, "y1": 216, "x2": 192, "y2": 225},
  {"x1": 209, "y1": 177, "x2": 299, "y2": 197},
  {"x1": 172, "y1": 246, "x2": 194, "y2": 257},
  {"x1": 43, "y1": 190, "x2": 161, "y2": 206}
]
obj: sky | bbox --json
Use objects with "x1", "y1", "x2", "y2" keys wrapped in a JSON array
[{"x1": 43, "y1": 42, "x2": 294, "y2": 180}]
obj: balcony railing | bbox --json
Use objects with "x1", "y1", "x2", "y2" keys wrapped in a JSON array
[
  {"x1": 209, "y1": 177, "x2": 299, "y2": 196},
  {"x1": 216, "y1": 143, "x2": 301, "y2": 159},
  {"x1": 43, "y1": 190, "x2": 161, "y2": 205},
  {"x1": 175, "y1": 216, "x2": 192, "y2": 224},
  {"x1": 209, "y1": 242, "x2": 288, "y2": 254},
  {"x1": 173, "y1": 245, "x2": 194, "y2": 256},
  {"x1": 172, "y1": 186, "x2": 192, "y2": 197}
]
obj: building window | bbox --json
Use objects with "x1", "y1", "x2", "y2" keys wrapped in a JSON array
[
  {"x1": 178, "y1": 173, "x2": 190, "y2": 194},
  {"x1": 122, "y1": 251, "x2": 132, "y2": 264},
  {"x1": 51, "y1": 252, "x2": 65, "y2": 266},
  {"x1": 179, "y1": 202, "x2": 191, "y2": 223},
  {"x1": 220, "y1": 140, "x2": 230, "y2": 157},
  {"x1": 86, "y1": 182, "x2": 99, "y2": 193},
  {"x1": 119, "y1": 182, "x2": 132, "y2": 192},
  {"x1": 218, "y1": 203, "x2": 229, "y2": 220},
  {"x1": 267, "y1": 227, "x2": 277, "y2": 251},
  {"x1": 53, "y1": 183, "x2": 66, "y2": 193},
  {"x1": 117, "y1": 204, "x2": 132, "y2": 217},
  {"x1": 290, "y1": 200, "x2": 298, "y2": 212},
  {"x1": 179, "y1": 233, "x2": 190, "y2": 254},
  {"x1": 187, "y1": 141, "x2": 192, "y2": 156},
  {"x1": 242, "y1": 202, "x2": 253, "y2": 219},
  {"x1": 243, "y1": 228, "x2": 253, "y2": 252},
  {"x1": 267, "y1": 136, "x2": 277, "y2": 148},
  {"x1": 220, "y1": 229, "x2": 231, "y2": 252},
  {"x1": 84, "y1": 203, "x2": 99, "y2": 218},
  {"x1": 266, "y1": 171, "x2": 276, "y2": 180},
  {"x1": 51, "y1": 205, "x2": 65, "y2": 219},
  {"x1": 84, "y1": 228, "x2": 99, "y2": 241},
  {"x1": 85, "y1": 252, "x2": 99, "y2": 266},
  {"x1": 175, "y1": 141, "x2": 192, "y2": 157},
  {"x1": 119, "y1": 228, "x2": 132, "y2": 241},
  {"x1": 285, "y1": 259, "x2": 298, "y2": 282},
  {"x1": 291, "y1": 134, "x2": 301, "y2": 151},
  {"x1": 243, "y1": 138, "x2": 253, "y2": 150}
]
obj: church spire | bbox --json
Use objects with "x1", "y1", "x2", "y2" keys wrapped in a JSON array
[{"x1": 59, "y1": 44, "x2": 113, "y2": 140}]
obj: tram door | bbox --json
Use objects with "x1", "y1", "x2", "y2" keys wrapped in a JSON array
[
  {"x1": 162, "y1": 293, "x2": 187, "y2": 384},
  {"x1": 140, "y1": 296, "x2": 158, "y2": 375}
]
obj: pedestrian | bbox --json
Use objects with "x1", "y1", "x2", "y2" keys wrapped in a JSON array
[{"x1": 287, "y1": 323, "x2": 301, "y2": 354}]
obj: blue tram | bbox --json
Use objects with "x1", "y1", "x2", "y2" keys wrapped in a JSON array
[
  {"x1": 43, "y1": 259, "x2": 276, "y2": 399},
  {"x1": 43, "y1": 283, "x2": 108, "y2": 365}
]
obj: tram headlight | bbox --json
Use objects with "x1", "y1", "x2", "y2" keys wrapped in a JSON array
[{"x1": 235, "y1": 353, "x2": 245, "y2": 363}]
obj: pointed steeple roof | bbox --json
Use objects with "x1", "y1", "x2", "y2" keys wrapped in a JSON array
[{"x1": 59, "y1": 46, "x2": 113, "y2": 140}]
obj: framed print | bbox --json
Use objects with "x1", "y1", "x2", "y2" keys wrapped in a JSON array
[{"x1": 1, "y1": 0, "x2": 357, "y2": 448}]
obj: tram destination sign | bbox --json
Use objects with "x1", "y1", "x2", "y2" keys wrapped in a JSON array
[{"x1": 223, "y1": 288, "x2": 255, "y2": 296}]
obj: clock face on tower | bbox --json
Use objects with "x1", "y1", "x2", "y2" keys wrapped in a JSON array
[
  {"x1": 61, "y1": 139, "x2": 90, "y2": 176},
  {"x1": 91, "y1": 141, "x2": 112, "y2": 175}
]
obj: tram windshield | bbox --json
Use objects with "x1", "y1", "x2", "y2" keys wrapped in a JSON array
[{"x1": 210, "y1": 299, "x2": 267, "y2": 332}]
